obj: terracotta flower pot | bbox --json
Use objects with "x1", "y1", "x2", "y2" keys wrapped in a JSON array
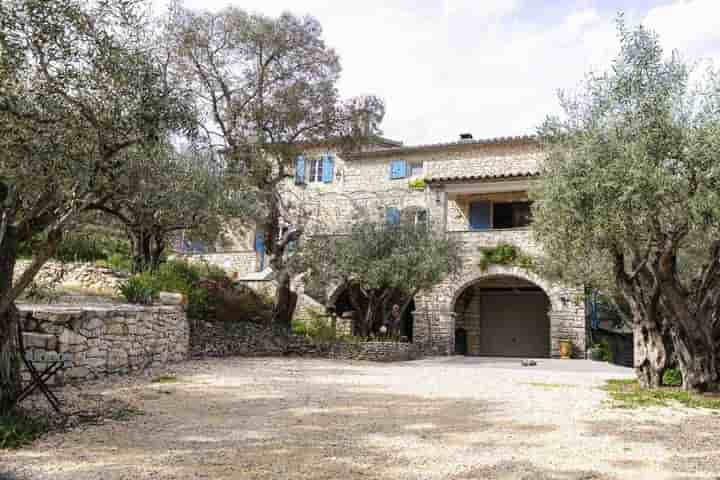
[{"x1": 559, "y1": 339, "x2": 573, "y2": 359}]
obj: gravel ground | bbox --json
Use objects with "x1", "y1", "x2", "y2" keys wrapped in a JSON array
[{"x1": 2, "y1": 356, "x2": 720, "y2": 480}]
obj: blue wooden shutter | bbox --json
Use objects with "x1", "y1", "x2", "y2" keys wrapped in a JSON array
[
  {"x1": 254, "y1": 230, "x2": 265, "y2": 252},
  {"x1": 254, "y1": 230, "x2": 265, "y2": 271},
  {"x1": 386, "y1": 207, "x2": 401, "y2": 226},
  {"x1": 389, "y1": 160, "x2": 406, "y2": 179},
  {"x1": 321, "y1": 154, "x2": 334, "y2": 183},
  {"x1": 469, "y1": 201, "x2": 491, "y2": 230},
  {"x1": 294, "y1": 155, "x2": 305, "y2": 184}
]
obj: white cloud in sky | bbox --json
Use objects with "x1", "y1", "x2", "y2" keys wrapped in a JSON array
[{"x1": 155, "y1": 0, "x2": 720, "y2": 144}]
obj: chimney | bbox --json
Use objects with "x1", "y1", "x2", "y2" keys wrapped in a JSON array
[{"x1": 459, "y1": 133, "x2": 473, "y2": 141}]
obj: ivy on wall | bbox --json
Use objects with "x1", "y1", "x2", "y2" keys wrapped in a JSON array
[
  {"x1": 407, "y1": 178, "x2": 426, "y2": 190},
  {"x1": 478, "y1": 243, "x2": 534, "y2": 271}
]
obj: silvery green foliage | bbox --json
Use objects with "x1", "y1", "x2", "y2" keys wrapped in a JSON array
[
  {"x1": 0, "y1": 0, "x2": 195, "y2": 303},
  {"x1": 533, "y1": 17, "x2": 720, "y2": 294},
  {"x1": 292, "y1": 217, "x2": 462, "y2": 334},
  {"x1": 533, "y1": 18, "x2": 720, "y2": 391}
]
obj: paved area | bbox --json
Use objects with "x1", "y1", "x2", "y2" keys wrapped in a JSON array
[{"x1": 2, "y1": 356, "x2": 719, "y2": 479}]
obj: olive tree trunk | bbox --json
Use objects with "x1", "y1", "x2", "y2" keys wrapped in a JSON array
[
  {"x1": 0, "y1": 225, "x2": 21, "y2": 414},
  {"x1": 633, "y1": 315, "x2": 667, "y2": 388}
]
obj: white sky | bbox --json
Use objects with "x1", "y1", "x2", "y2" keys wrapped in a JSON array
[{"x1": 155, "y1": 0, "x2": 720, "y2": 145}]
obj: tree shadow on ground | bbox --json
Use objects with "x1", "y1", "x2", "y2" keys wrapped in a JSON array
[
  {"x1": 584, "y1": 414, "x2": 720, "y2": 478},
  {"x1": 2, "y1": 357, "x2": 711, "y2": 480}
]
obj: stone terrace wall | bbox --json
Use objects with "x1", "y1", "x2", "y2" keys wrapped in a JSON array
[
  {"x1": 15, "y1": 260, "x2": 128, "y2": 296},
  {"x1": 328, "y1": 341, "x2": 421, "y2": 362},
  {"x1": 18, "y1": 304, "x2": 189, "y2": 385},
  {"x1": 191, "y1": 320, "x2": 422, "y2": 362}
]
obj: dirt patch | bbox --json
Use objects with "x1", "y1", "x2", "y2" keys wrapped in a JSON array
[{"x1": 2, "y1": 357, "x2": 718, "y2": 479}]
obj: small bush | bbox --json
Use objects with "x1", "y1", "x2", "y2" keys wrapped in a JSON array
[
  {"x1": 119, "y1": 274, "x2": 156, "y2": 304},
  {"x1": 293, "y1": 312, "x2": 335, "y2": 340},
  {"x1": 97, "y1": 253, "x2": 133, "y2": 272},
  {"x1": 0, "y1": 412, "x2": 48, "y2": 450},
  {"x1": 478, "y1": 243, "x2": 534, "y2": 271},
  {"x1": 408, "y1": 178, "x2": 426, "y2": 189},
  {"x1": 592, "y1": 339, "x2": 611, "y2": 362},
  {"x1": 663, "y1": 368, "x2": 682, "y2": 387},
  {"x1": 187, "y1": 287, "x2": 214, "y2": 321}
]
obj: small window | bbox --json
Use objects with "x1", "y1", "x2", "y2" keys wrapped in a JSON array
[
  {"x1": 402, "y1": 207, "x2": 427, "y2": 226},
  {"x1": 491, "y1": 202, "x2": 533, "y2": 229},
  {"x1": 410, "y1": 163, "x2": 423, "y2": 177},
  {"x1": 308, "y1": 159, "x2": 323, "y2": 183},
  {"x1": 386, "y1": 207, "x2": 401, "y2": 226},
  {"x1": 390, "y1": 160, "x2": 407, "y2": 179}
]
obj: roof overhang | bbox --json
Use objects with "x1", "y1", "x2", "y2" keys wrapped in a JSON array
[
  {"x1": 344, "y1": 135, "x2": 537, "y2": 159},
  {"x1": 429, "y1": 175, "x2": 539, "y2": 196}
]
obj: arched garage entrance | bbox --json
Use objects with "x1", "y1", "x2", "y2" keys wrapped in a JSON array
[{"x1": 453, "y1": 275, "x2": 550, "y2": 357}]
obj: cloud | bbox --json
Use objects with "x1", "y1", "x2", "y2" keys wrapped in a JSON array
[{"x1": 153, "y1": 0, "x2": 720, "y2": 144}]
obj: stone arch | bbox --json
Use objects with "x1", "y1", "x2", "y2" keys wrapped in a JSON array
[
  {"x1": 412, "y1": 263, "x2": 585, "y2": 357},
  {"x1": 449, "y1": 264, "x2": 562, "y2": 314}
]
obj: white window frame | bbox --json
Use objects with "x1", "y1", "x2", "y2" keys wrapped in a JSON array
[
  {"x1": 410, "y1": 162, "x2": 423, "y2": 177},
  {"x1": 308, "y1": 158, "x2": 323, "y2": 183}
]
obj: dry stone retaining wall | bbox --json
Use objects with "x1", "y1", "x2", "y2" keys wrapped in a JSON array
[
  {"x1": 18, "y1": 303, "x2": 188, "y2": 385},
  {"x1": 15, "y1": 260, "x2": 128, "y2": 296},
  {"x1": 191, "y1": 320, "x2": 421, "y2": 362}
]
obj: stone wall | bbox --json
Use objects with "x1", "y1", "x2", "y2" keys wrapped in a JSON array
[
  {"x1": 328, "y1": 341, "x2": 421, "y2": 362},
  {"x1": 14, "y1": 260, "x2": 128, "y2": 296},
  {"x1": 179, "y1": 252, "x2": 259, "y2": 277},
  {"x1": 191, "y1": 320, "x2": 421, "y2": 362},
  {"x1": 18, "y1": 303, "x2": 189, "y2": 385}
]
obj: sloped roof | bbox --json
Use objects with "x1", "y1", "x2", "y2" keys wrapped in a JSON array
[
  {"x1": 426, "y1": 171, "x2": 540, "y2": 184},
  {"x1": 345, "y1": 135, "x2": 536, "y2": 159}
]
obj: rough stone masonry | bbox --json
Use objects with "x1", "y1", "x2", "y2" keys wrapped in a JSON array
[{"x1": 17, "y1": 303, "x2": 189, "y2": 385}]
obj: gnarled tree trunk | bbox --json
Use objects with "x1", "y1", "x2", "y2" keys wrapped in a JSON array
[
  {"x1": 633, "y1": 316, "x2": 667, "y2": 388},
  {"x1": 0, "y1": 225, "x2": 20, "y2": 414}
]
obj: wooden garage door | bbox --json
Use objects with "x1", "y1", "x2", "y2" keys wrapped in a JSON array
[{"x1": 478, "y1": 291, "x2": 550, "y2": 358}]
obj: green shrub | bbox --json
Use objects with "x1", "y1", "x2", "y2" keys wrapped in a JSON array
[
  {"x1": 478, "y1": 243, "x2": 534, "y2": 271},
  {"x1": 95, "y1": 253, "x2": 133, "y2": 272},
  {"x1": 119, "y1": 274, "x2": 157, "y2": 304},
  {"x1": 187, "y1": 287, "x2": 214, "y2": 321},
  {"x1": 663, "y1": 368, "x2": 683, "y2": 387},
  {"x1": 293, "y1": 312, "x2": 335, "y2": 340},
  {"x1": 592, "y1": 339, "x2": 612, "y2": 362},
  {"x1": 408, "y1": 178, "x2": 426, "y2": 190},
  {"x1": 0, "y1": 412, "x2": 48, "y2": 450},
  {"x1": 156, "y1": 261, "x2": 199, "y2": 293}
]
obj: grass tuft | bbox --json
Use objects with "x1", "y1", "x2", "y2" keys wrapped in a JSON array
[
  {"x1": 151, "y1": 375, "x2": 179, "y2": 384},
  {"x1": 523, "y1": 382, "x2": 575, "y2": 389},
  {"x1": 109, "y1": 407, "x2": 144, "y2": 422},
  {"x1": 602, "y1": 379, "x2": 720, "y2": 410},
  {"x1": 0, "y1": 412, "x2": 49, "y2": 450}
]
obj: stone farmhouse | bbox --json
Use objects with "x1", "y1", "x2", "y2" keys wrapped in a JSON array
[{"x1": 186, "y1": 134, "x2": 586, "y2": 358}]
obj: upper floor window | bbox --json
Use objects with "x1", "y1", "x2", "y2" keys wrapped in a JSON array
[
  {"x1": 469, "y1": 201, "x2": 532, "y2": 230},
  {"x1": 389, "y1": 159, "x2": 407, "y2": 179},
  {"x1": 309, "y1": 158, "x2": 323, "y2": 183},
  {"x1": 409, "y1": 162, "x2": 423, "y2": 177},
  {"x1": 295, "y1": 154, "x2": 334, "y2": 184}
]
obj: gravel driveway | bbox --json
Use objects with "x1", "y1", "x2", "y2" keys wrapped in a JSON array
[{"x1": 2, "y1": 356, "x2": 719, "y2": 479}]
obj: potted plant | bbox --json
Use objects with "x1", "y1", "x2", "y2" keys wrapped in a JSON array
[{"x1": 559, "y1": 339, "x2": 573, "y2": 359}]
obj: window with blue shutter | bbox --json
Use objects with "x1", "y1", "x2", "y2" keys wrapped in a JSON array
[
  {"x1": 294, "y1": 155, "x2": 305, "y2": 185},
  {"x1": 386, "y1": 207, "x2": 401, "y2": 226},
  {"x1": 254, "y1": 230, "x2": 266, "y2": 271},
  {"x1": 469, "y1": 201, "x2": 491, "y2": 230},
  {"x1": 321, "y1": 154, "x2": 334, "y2": 183},
  {"x1": 389, "y1": 160, "x2": 407, "y2": 179}
]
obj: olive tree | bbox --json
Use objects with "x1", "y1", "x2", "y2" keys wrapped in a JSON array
[
  {"x1": 533, "y1": 18, "x2": 720, "y2": 391},
  {"x1": 92, "y1": 145, "x2": 257, "y2": 272},
  {"x1": 0, "y1": 0, "x2": 193, "y2": 412},
  {"x1": 168, "y1": 4, "x2": 385, "y2": 330},
  {"x1": 293, "y1": 218, "x2": 462, "y2": 337}
]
